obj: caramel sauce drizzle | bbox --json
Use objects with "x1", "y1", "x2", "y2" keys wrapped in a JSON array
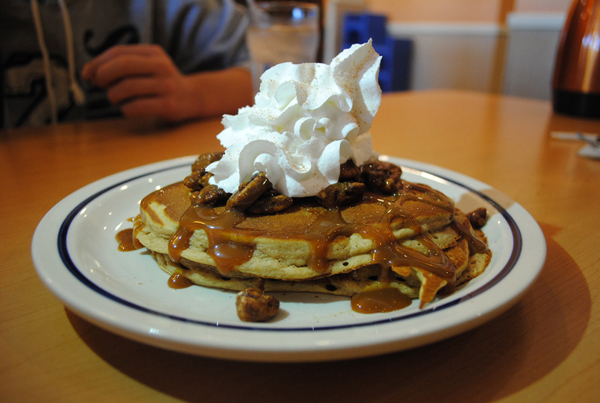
[
  {"x1": 401, "y1": 182, "x2": 456, "y2": 212},
  {"x1": 351, "y1": 286, "x2": 412, "y2": 313},
  {"x1": 450, "y1": 220, "x2": 488, "y2": 254},
  {"x1": 169, "y1": 204, "x2": 254, "y2": 274},
  {"x1": 126, "y1": 177, "x2": 493, "y2": 314},
  {"x1": 115, "y1": 228, "x2": 137, "y2": 252},
  {"x1": 402, "y1": 182, "x2": 487, "y2": 254},
  {"x1": 168, "y1": 270, "x2": 194, "y2": 289},
  {"x1": 165, "y1": 180, "x2": 459, "y2": 286},
  {"x1": 116, "y1": 216, "x2": 144, "y2": 252},
  {"x1": 365, "y1": 194, "x2": 455, "y2": 281},
  {"x1": 132, "y1": 215, "x2": 145, "y2": 250}
]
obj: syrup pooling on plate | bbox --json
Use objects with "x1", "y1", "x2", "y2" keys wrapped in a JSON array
[
  {"x1": 115, "y1": 228, "x2": 137, "y2": 251},
  {"x1": 116, "y1": 216, "x2": 144, "y2": 251},
  {"x1": 351, "y1": 286, "x2": 412, "y2": 313}
]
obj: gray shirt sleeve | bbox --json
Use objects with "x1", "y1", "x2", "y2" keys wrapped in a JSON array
[{"x1": 153, "y1": 0, "x2": 250, "y2": 74}]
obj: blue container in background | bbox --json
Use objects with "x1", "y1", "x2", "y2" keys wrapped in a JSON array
[{"x1": 342, "y1": 13, "x2": 412, "y2": 92}]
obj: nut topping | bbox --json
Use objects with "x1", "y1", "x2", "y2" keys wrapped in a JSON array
[
  {"x1": 339, "y1": 159, "x2": 362, "y2": 182},
  {"x1": 226, "y1": 173, "x2": 273, "y2": 212},
  {"x1": 184, "y1": 170, "x2": 213, "y2": 191},
  {"x1": 235, "y1": 288, "x2": 280, "y2": 322},
  {"x1": 190, "y1": 185, "x2": 229, "y2": 206},
  {"x1": 467, "y1": 207, "x2": 487, "y2": 229},
  {"x1": 316, "y1": 182, "x2": 366, "y2": 208},
  {"x1": 247, "y1": 190, "x2": 294, "y2": 215},
  {"x1": 191, "y1": 152, "x2": 224, "y2": 172},
  {"x1": 361, "y1": 161, "x2": 403, "y2": 194},
  {"x1": 186, "y1": 154, "x2": 407, "y2": 213}
]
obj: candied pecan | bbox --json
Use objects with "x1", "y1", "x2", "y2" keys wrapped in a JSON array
[
  {"x1": 339, "y1": 159, "x2": 362, "y2": 182},
  {"x1": 184, "y1": 170, "x2": 213, "y2": 191},
  {"x1": 361, "y1": 161, "x2": 403, "y2": 194},
  {"x1": 226, "y1": 172, "x2": 272, "y2": 211},
  {"x1": 191, "y1": 152, "x2": 224, "y2": 172},
  {"x1": 316, "y1": 182, "x2": 366, "y2": 208},
  {"x1": 236, "y1": 288, "x2": 280, "y2": 322},
  {"x1": 247, "y1": 193, "x2": 293, "y2": 215},
  {"x1": 466, "y1": 207, "x2": 487, "y2": 229},
  {"x1": 190, "y1": 185, "x2": 229, "y2": 206}
]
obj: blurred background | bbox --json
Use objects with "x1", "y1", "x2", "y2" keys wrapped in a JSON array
[
  {"x1": 327, "y1": 0, "x2": 570, "y2": 100},
  {"x1": 243, "y1": 0, "x2": 571, "y2": 101}
]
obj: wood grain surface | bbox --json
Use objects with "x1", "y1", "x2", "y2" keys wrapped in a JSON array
[{"x1": 1, "y1": 90, "x2": 599, "y2": 402}]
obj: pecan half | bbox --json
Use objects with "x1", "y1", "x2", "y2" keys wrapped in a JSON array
[
  {"x1": 247, "y1": 190, "x2": 294, "y2": 215},
  {"x1": 236, "y1": 288, "x2": 280, "y2": 322},
  {"x1": 316, "y1": 182, "x2": 366, "y2": 208},
  {"x1": 339, "y1": 159, "x2": 362, "y2": 182},
  {"x1": 191, "y1": 152, "x2": 224, "y2": 172},
  {"x1": 190, "y1": 185, "x2": 229, "y2": 206},
  {"x1": 466, "y1": 207, "x2": 487, "y2": 229},
  {"x1": 226, "y1": 173, "x2": 272, "y2": 211},
  {"x1": 184, "y1": 170, "x2": 213, "y2": 191},
  {"x1": 361, "y1": 161, "x2": 403, "y2": 194}
]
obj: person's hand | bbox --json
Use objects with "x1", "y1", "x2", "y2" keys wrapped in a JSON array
[
  {"x1": 82, "y1": 44, "x2": 196, "y2": 121},
  {"x1": 82, "y1": 44, "x2": 254, "y2": 122}
]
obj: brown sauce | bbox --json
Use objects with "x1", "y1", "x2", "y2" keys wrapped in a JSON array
[
  {"x1": 168, "y1": 227, "x2": 193, "y2": 263},
  {"x1": 131, "y1": 215, "x2": 145, "y2": 249},
  {"x1": 116, "y1": 228, "x2": 138, "y2": 252},
  {"x1": 351, "y1": 286, "x2": 412, "y2": 313},
  {"x1": 362, "y1": 194, "x2": 455, "y2": 281},
  {"x1": 401, "y1": 182, "x2": 455, "y2": 212},
  {"x1": 168, "y1": 204, "x2": 253, "y2": 273},
  {"x1": 116, "y1": 216, "x2": 145, "y2": 252},
  {"x1": 450, "y1": 220, "x2": 488, "y2": 254},
  {"x1": 209, "y1": 237, "x2": 255, "y2": 273},
  {"x1": 157, "y1": 180, "x2": 459, "y2": 287},
  {"x1": 132, "y1": 175, "x2": 488, "y2": 314},
  {"x1": 168, "y1": 271, "x2": 194, "y2": 289}
]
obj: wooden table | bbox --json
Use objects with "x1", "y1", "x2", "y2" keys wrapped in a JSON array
[{"x1": 1, "y1": 90, "x2": 599, "y2": 402}]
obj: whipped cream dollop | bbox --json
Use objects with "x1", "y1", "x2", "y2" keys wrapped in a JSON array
[{"x1": 207, "y1": 41, "x2": 382, "y2": 198}]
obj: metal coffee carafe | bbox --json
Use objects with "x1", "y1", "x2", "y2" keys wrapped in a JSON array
[{"x1": 553, "y1": 0, "x2": 600, "y2": 118}]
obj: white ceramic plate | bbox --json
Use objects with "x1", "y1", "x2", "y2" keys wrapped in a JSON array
[{"x1": 32, "y1": 156, "x2": 546, "y2": 362}]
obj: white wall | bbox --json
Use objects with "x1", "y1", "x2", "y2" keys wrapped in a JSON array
[
  {"x1": 323, "y1": 2, "x2": 567, "y2": 100},
  {"x1": 387, "y1": 23, "x2": 507, "y2": 94},
  {"x1": 502, "y1": 13, "x2": 565, "y2": 100}
]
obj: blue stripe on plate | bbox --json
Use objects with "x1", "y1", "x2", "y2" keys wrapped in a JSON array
[{"x1": 57, "y1": 163, "x2": 522, "y2": 332}]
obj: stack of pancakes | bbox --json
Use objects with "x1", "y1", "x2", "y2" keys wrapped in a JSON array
[{"x1": 134, "y1": 156, "x2": 492, "y2": 309}]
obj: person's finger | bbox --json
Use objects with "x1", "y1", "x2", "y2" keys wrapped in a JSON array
[
  {"x1": 90, "y1": 55, "x2": 167, "y2": 88},
  {"x1": 82, "y1": 45, "x2": 148, "y2": 79},
  {"x1": 106, "y1": 77, "x2": 166, "y2": 104},
  {"x1": 82, "y1": 44, "x2": 167, "y2": 81}
]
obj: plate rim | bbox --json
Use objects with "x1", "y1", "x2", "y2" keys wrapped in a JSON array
[{"x1": 32, "y1": 155, "x2": 546, "y2": 361}]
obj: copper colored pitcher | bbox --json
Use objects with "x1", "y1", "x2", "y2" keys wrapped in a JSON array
[{"x1": 553, "y1": 0, "x2": 600, "y2": 118}]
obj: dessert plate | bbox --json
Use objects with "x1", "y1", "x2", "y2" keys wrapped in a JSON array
[{"x1": 32, "y1": 156, "x2": 545, "y2": 362}]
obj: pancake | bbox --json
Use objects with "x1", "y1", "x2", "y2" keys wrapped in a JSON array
[
  {"x1": 133, "y1": 156, "x2": 492, "y2": 311},
  {"x1": 150, "y1": 234, "x2": 475, "y2": 303}
]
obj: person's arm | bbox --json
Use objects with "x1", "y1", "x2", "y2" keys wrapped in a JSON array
[{"x1": 81, "y1": 44, "x2": 254, "y2": 122}]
